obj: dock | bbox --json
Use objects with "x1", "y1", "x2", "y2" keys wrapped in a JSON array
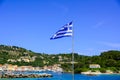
[{"x1": 0, "y1": 73, "x2": 52, "y2": 78}]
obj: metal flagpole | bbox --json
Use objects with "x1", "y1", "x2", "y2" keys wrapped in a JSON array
[{"x1": 72, "y1": 22, "x2": 74, "y2": 80}]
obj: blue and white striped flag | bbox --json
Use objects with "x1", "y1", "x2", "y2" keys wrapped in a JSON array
[{"x1": 50, "y1": 21, "x2": 73, "y2": 40}]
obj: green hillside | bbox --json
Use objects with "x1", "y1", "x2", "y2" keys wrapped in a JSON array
[
  {"x1": 0, "y1": 45, "x2": 58, "y2": 67},
  {"x1": 0, "y1": 44, "x2": 120, "y2": 73}
]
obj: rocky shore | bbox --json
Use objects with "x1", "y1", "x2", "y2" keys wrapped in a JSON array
[{"x1": 0, "y1": 73, "x2": 52, "y2": 78}]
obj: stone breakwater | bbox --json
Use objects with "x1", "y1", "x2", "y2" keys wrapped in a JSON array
[{"x1": 0, "y1": 73, "x2": 53, "y2": 78}]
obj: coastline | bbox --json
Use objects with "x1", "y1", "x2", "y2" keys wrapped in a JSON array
[{"x1": 81, "y1": 70, "x2": 120, "y2": 76}]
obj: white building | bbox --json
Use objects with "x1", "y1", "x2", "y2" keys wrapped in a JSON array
[{"x1": 89, "y1": 64, "x2": 101, "y2": 68}]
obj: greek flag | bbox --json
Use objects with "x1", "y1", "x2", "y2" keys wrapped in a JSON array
[{"x1": 50, "y1": 21, "x2": 73, "y2": 40}]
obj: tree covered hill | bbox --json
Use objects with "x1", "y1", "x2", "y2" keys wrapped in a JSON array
[
  {"x1": 0, "y1": 44, "x2": 61, "y2": 67},
  {"x1": 0, "y1": 44, "x2": 120, "y2": 73}
]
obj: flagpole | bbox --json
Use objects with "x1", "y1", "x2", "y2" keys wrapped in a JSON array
[
  {"x1": 72, "y1": 22, "x2": 74, "y2": 80},
  {"x1": 50, "y1": 21, "x2": 74, "y2": 79}
]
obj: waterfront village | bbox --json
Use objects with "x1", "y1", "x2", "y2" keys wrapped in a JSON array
[
  {"x1": 0, "y1": 64, "x2": 62, "y2": 78},
  {"x1": 0, "y1": 45, "x2": 120, "y2": 77},
  {"x1": 0, "y1": 63, "x2": 120, "y2": 75},
  {"x1": 0, "y1": 63, "x2": 120, "y2": 78},
  {"x1": 0, "y1": 64, "x2": 63, "y2": 72}
]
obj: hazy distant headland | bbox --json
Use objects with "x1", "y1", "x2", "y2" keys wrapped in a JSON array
[{"x1": 0, "y1": 44, "x2": 120, "y2": 74}]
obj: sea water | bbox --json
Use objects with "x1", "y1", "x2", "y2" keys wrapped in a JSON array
[{"x1": 0, "y1": 71, "x2": 120, "y2": 80}]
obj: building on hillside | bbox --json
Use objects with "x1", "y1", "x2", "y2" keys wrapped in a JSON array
[
  {"x1": 58, "y1": 56, "x2": 62, "y2": 61},
  {"x1": 0, "y1": 64, "x2": 3, "y2": 71},
  {"x1": 89, "y1": 64, "x2": 101, "y2": 68},
  {"x1": 16, "y1": 66, "x2": 34, "y2": 71},
  {"x1": 106, "y1": 70, "x2": 113, "y2": 74},
  {"x1": 7, "y1": 64, "x2": 18, "y2": 71}
]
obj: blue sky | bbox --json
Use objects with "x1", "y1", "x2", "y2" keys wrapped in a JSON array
[{"x1": 0, "y1": 0, "x2": 120, "y2": 56}]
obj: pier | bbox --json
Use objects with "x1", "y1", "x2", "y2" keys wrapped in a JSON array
[{"x1": 0, "y1": 73, "x2": 52, "y2": 78}]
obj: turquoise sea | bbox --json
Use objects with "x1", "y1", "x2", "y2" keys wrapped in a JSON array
[{"x1": 0, "y1": 71, "x2": 120, "y2": 80}]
